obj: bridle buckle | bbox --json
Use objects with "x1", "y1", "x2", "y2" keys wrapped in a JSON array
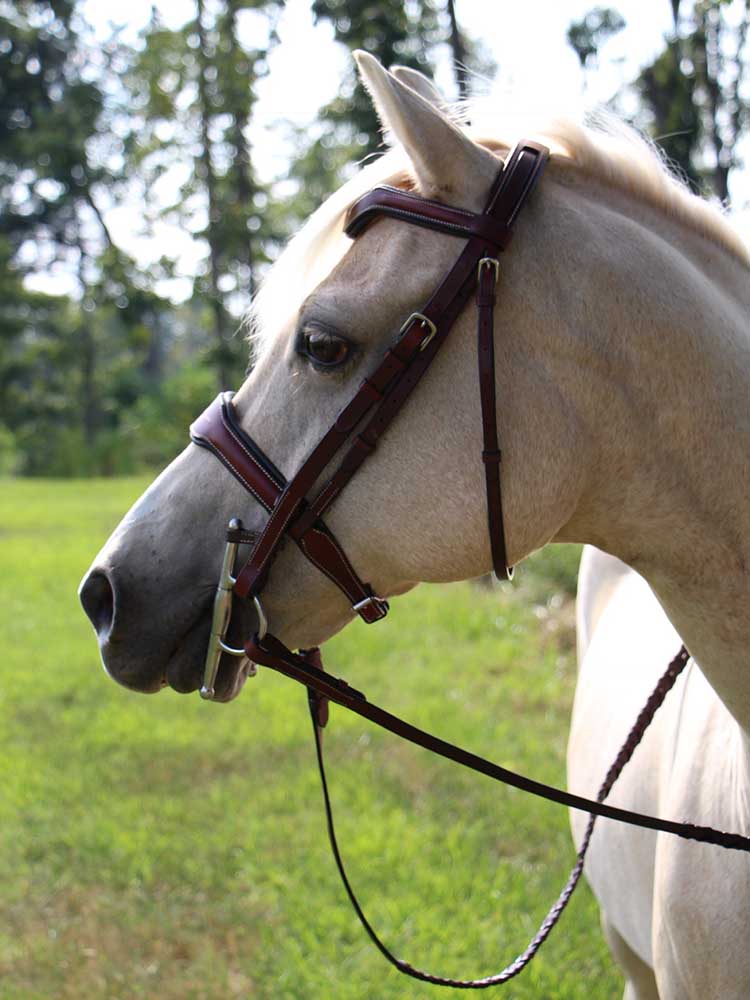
[
  {"x1": 478, "y1": 256, "x2": 500, "y2": 281},
  {"x1": 399, "y1": 312, "x2": 437, "y2": 351},
  {"x1": 352, "y1": 593, "x2": 390, "y2": 622}
]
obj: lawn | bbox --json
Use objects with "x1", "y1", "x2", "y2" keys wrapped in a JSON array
[{"x1": 0, "y1": 477, "x2": 623, "y2": 999}]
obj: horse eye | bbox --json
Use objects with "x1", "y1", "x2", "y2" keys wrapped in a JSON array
[{"x1": 303, "y1": 329, "x2": 350, "y2": 368}]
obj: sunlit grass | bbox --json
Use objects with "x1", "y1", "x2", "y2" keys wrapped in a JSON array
[{"x1": 0, "y1": 477, "x2": 622, "y2": 999}]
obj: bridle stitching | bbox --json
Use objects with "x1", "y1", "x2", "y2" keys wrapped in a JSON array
[
  {"x1": 222, "y1": 404, "x2": 287, "y2": 493},
  {"x1": 301, "y1": 524, "x2": 380, "y2": 603},
  {"x1": 353, "y1": 205, "x2": 505, "y2": 243},
  {"x1": 207, "y1": 446, "x2": 270, "y2": 513},
  {"x1": 375, "y1": 185, "x2": 480, "y2": 218}
]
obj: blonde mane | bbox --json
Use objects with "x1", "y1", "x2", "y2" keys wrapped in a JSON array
[{"x1": 249, "y1": 114, "x2": 749, "y2": 358}]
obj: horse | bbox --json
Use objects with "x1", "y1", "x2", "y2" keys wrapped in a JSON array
[{"x1": 79, "y1": 51, "x2": 750, "y2": 998}]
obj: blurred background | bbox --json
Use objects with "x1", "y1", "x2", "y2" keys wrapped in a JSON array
[
  {"x1": 4, "y1": 4, "x2": 743, "y2": 996},
  {"x1": 3, "y1": 0, "x2": 749, "y2": 479}
]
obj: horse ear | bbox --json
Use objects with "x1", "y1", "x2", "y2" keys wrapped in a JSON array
[
  {"x1": 389, "y1": 65, "x2": 466, "y2": 127},
  {"x1": 354, "y1": 50, "x2": 497, "y2": 207},
  {"x1": 389, "y1": 65, "x2": 445, "y2": 110}
]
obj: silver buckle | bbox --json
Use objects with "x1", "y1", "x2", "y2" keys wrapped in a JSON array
[
  {"x1": 399, "y1": 312, "x2": 437, "y2": 351},
  {"x1": 478, "y1": 256, "x2": 500, "y2": 281},
  {"x1": 352, "y1": 594, "x2": 389, "y2": 619}
]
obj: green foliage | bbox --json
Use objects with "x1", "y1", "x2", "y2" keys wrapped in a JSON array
[
  {"x1": 0, "y1": 0, "x2": 186, "y2": 475},
  {"x1": 0, "y1": 477, "x2": 621, "y2": 997},
  {"x1": 566, "y1": 7, "x2": 626, "y2": 70},
  {"x1": 0, "y1": 422, "x2": 20, "y2": 475},
  {"x1": 0, "y1": 284, "x2": 163, "y2": 476},
  {"x1": 286, "y1": 0, "x2": 494, "y2": 220},
  {"x1": 637, "y1": 38, "x2": 702, "y2": 190},
  {"x1": 579, "y1": 0, "x2": 750, "y2": 202},
  {"x1": 312, "y1": 0, "x2": 442, "y2": 155},
  {"x1": 123, "y1": 0, "x2": 284, "y2": 385},
  {"x1": 0, "y1": 0, "x2": 102, "y2": 256},
  {"x1": 671, "y1": 0, "x2": 750, "y2": 202},
  {"x1": 119, "y1": 360, "x2": 219, "y2": 470}
]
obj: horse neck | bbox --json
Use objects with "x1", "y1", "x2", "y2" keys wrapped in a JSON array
[{"x1": 520, "y1": 172, "x2": 750, "y2": 728}]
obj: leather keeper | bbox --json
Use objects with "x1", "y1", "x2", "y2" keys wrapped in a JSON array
[
  {"x1": 334, "y1": 389, "x2": 378, "y2": 433},
  {"x1": 308, "y1": 686, "x2": 330, "y2": 729},
  {"x1": 377, "y1": 348, "x2": 408, "y2": 380},
  {"x1": 340, "y1": 435, "x2": 376, "y2": 473},
  {"x1": 360, "y1": 378, "x2": 383, "y2": 403},
  {"x1": 226, "y1": 527, "x2": 258, "y2": 544},
  {"x1": 302, "y1": 649, "x2": 329, "y2": 728}
]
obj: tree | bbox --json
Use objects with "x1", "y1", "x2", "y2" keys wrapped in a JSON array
[
  {"x1": 285, "y1": 1, "x2": 492, "y2": 225},
  {"x1": 311, "y1": 0, "x2": 442, "y2": 159},
  {"x1": 446, "y1": 0, "x2": 470, "y2": 100},
  {"x1": 443, "y1": 0, "x2": 496, "y2": 107},
  {"x1": 571, "y1": 2, "x2": 750, "y2": 203},
  {"x1": 567, "y1": 6, "x2": 626, "y2": 76},
  {"x1": 636, "y1": 36, "x2": 703, "y2": 191},
  {"x1": 124, "y1": 0, "x2": 284, "y2": 388},
  {"x1": 0, "y1": 0, "x2": 149, "y2": 470},
  {"x1": 634, "y1": 0, "x2": 750, "y2": 202}
]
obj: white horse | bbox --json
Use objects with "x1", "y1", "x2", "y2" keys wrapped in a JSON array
[{"x1": 80, "y1": 53, "x2": 750, "y2": 997}]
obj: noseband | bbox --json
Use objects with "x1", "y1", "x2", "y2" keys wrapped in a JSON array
[{"x1": 188, "y1": 142, "x2": 750, "y2": 988}]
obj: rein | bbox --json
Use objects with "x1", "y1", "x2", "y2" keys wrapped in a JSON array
[{"x1": 189, "y1": 142, "x2": 750, "y2": 988}]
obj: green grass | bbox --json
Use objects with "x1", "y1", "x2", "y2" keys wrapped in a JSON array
[{"x1": 0, "y1": 478, "x2": 622, "y2": 999}]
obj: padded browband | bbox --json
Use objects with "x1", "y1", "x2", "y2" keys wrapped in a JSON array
[
  {"x1": 345, "y1": 185, "x2": 514, "y2": 249},
  {"x1": 191, "y1": 391, "x2": 284, "y2": 511}
]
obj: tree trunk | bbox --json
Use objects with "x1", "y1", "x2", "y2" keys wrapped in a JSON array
[
  {"x1": 225, "y1": 0, "x2": 256, "y2": 303},
  {"x1": 77, "y1": 251, "x2": 98, "y2": 450},
  {"x1": 446, "y1": 0, "x2": 469, "y2": 101},
  {"x1": 695, "y1": 6, "x2": 729, "y2": 203},
  {"x1": 195, "y1": 0, "x2": 231, "y2": 389}
]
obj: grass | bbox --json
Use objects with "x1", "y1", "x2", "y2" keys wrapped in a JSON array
[{"x1": 0, "y1": 477, "x2": 623, "y2": 999}]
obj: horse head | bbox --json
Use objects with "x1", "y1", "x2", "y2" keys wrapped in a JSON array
[{"x1": 79, "y1": 53, "x2": 591, "y2": 701}]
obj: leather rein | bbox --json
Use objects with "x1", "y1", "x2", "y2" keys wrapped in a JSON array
[{"x1": 189, "y1": 142, "x2": 750, "y2": 988}]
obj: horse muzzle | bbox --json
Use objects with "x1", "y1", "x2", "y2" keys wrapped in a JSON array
[{"x1": 79, "y1": 543, "x2": 261, "y2": 701}]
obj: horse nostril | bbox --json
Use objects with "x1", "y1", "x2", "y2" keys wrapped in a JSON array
[{"x1": 79, "y1": 569, "x2": 116, "y2": 640}]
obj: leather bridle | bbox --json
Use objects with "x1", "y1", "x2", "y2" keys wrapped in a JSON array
[
  {"x1": 191, "y1": 141, "x2": 550, "y2": 657},
  {"x1": 188, "y1": 142, "x2": 750, "y2": 988}
]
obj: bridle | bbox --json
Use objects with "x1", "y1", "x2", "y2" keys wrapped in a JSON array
[
  {"x1": 188, "y1": 142, "x2": 750, "y2": 988},
  {"x1": 191, "y1": 141, "x2": 549, "y2": 662}
]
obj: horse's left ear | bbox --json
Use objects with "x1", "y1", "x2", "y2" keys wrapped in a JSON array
[
  {"x1": 389, "y1": 65, "x2": 447, "y2": 110},
  {"x1": 354, "y1": 50, "x2": 498, "y2": 208}
]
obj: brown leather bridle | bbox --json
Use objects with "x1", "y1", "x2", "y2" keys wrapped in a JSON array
[
  {"x1": 192, "y1": 141, "x2": 550, "y2": 633},
  {"x1": 188, "y1": 142, "x2": 750, "y2": 988}
]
